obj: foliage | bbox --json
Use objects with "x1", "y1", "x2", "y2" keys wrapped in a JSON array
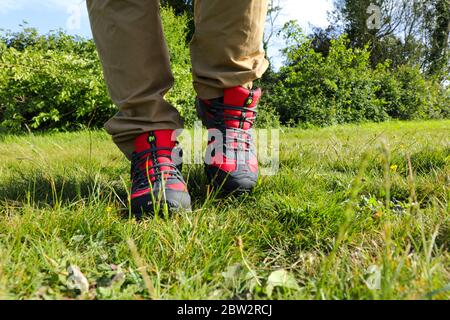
[
  {"x1": 330, "y1": 0, "x2": 450, "y2": 78},
  {"x1": 160, "y1": 0, "x2": 193, "y2": 18},
  {"x1": 425, "y1": 0, "x2": 450, "y2": 78},
  {"x1": 262, "y1": 22, "x2": 449, "y2": 127},
  {"x1": 0, "y1": 32, "x2": 113, "y2": 132},
  {"x1": 0, "y1": 8, "x2": 198, "y2": 132},
  {"x1": 1, "y1": 6, "x2": 448, "y2": 132},
  {"x1": 160, "y1": 7, "x2": 197, "y2": 126}
]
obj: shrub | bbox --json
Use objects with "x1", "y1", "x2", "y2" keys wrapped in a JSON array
[
  {"x1": 160, "y1": 8, "x2": 197, "y2": 126},
  {"x1": 263, "y1": 22, "x2": 449, "y2": 126},
  {"x1": 0, "y1": 7, "x2": 198, "y2": 132},
  {"x1": 0, "y1": 38, "x2": 113, "y2": 132},
  {"x1": 1, "y1": 17, "x2": 447, "y2": 133}
]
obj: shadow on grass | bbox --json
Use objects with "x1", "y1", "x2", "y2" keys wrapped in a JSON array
[
  {"x1": 0, "y1": 172, "x2": 126, "y2": 208},
  {"x1": 0, "y1": 165, "x2": 212, "y2": 213}
]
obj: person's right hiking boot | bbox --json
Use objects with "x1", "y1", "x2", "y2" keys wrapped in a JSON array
[
  {"x1": 130, "y1": 130, "x2": 191, "y2": 217},
  {"x1": 196, "y1": 86, "x2": 260, "y2": 193}
]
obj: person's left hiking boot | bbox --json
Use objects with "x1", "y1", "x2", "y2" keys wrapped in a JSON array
[
  {"x1": 196, "y1": 86, "x2": 260, "y2": 193},
  {"x1": 130, "y1": 130, "x2": 191, "y2": 216}
]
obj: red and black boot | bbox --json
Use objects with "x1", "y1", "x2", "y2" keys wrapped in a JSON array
[
  {"x1": 196, "y1": 86, "x2": 260, "y2": 193},
  {"x1": 130, "y1": 130, "x2": 191, "y2": 216}
]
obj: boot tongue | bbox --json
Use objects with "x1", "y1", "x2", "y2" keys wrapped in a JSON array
[
  {"x1": 223, "y1": 86, "x2": 261, "y2": 108},
  {"x1": 222, "y1": 86, "x2": 261, "y2": 130},
  {"x1": 134, "y1": 130, "x2": 176, "y2": 179},
  {"x1": 134, "y1": 130, "x2": 176, "y2": 153}
]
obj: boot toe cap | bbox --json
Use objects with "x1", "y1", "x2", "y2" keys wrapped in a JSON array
[
  {"x1": 131, "y1": 188, "x2": 192, "y2": 217},
  {"x1": 206, "y1": 166, "x2": 258, "y2": 193}
]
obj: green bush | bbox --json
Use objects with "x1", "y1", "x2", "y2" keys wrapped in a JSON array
[
  {"x1": 1, "y1": 16, "x2": 447, "y2": 133},
  {"x1": 0, "y1": 7, "x2": 197, "y2": 132},
  {"x1": 263, "y1": 23, "x2": 449, "y2": 126},
  {"x1": 160, "y1": 8, "x2": 197, "y2": 126},
  {"x1": 0, "y1": 37, "x2": 113, "y2": 132}
]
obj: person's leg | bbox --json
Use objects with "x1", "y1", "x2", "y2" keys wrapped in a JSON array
[
  {"x1": 87, "y1": 0, "x2": 190, "y2": 215},
  {"x1": 190, "y1": 0, "x2": 269, "y2": 100},
  {"x1": 191, "y1": 0, "x2": 269, "y2": 193},
  {"x1": 87, "y1": 0, "x2": 183, "y2": 160}
]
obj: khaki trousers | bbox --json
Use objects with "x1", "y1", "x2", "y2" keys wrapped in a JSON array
[{"x1": 87, "y1": 0, "x2": 269, "y2": 159}]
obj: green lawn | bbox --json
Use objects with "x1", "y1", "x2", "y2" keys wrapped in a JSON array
[{"x1": 0, "y1": 120, "x2": 449, "y2": 300}]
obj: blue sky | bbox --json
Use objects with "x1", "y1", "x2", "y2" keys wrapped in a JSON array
[
  {"x1": 0, "y1": 0, "x2": 92, "y2": 37},
  {"x1": 0, "y1": 0, "x2": 333, "y2": 64}
]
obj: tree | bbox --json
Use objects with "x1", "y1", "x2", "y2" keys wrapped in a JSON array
[
  {"x1": 331, "y1": 0, "x2": 425, "y2": 67},
  {"x1": 425, "y1": 0, "x2": 450, "y2": 78},
  {"x1": 331, "y1": 0, "x2": 450, "y2": 78},
  {"x1": 263, "y1": 0, "x2": 283, "y2": 55}
]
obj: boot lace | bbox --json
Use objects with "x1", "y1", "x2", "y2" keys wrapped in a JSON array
[
  {"x1": 131, "y1": 146, "x2": 184, "y2": 192},
  {"x1": 208, "y1": 93, "x2": 257, "y2": 152}
]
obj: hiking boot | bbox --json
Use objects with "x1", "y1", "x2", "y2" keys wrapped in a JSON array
[
  {"x1": 196, "y1": 86, "x2": 260, "y2": 193},
  {"x1": 130, "y1": 130, "x2": 191, "y2": 216}
]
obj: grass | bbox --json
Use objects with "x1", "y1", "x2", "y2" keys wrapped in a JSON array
[{"x1": 0, "y1": 120, "x2": 449, "y2": 300}]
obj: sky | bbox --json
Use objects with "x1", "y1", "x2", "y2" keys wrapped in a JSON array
[{"x1": 0, "y1": 0, "x2": 333, "y2": 65}]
